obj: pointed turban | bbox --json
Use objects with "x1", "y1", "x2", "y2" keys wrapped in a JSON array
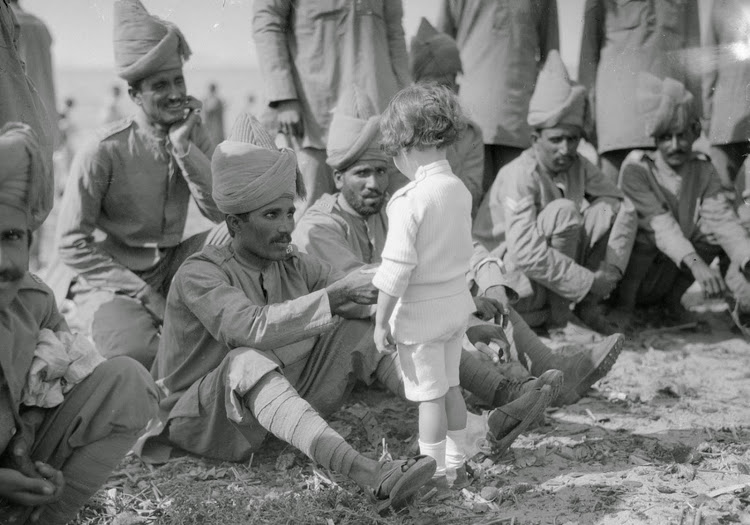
[{"x1": 113, "y1": 0, "x2": 192, "y2": 83}]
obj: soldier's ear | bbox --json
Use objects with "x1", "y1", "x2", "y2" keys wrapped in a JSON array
[
  {"x1": 225, "y1": 215, "x2": 240, "y2": 237},
  {"x1": 128, "y1": 82, "x2": 143, "y2": 106},
  {"x1": 333, "y1": 170, "x2": 345, "y2": 190},
  {"x1": 690, "y1": 119, "x2": 702, "y2": 138}
]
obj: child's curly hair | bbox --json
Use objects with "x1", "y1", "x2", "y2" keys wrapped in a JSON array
[{"x1": 379, "y1": 82, "x2": 467, "y2": 157}]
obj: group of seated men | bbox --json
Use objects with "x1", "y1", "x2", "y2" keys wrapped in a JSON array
[{"x1": 3, "y1": 0, "x2": 750, "y2": 522}]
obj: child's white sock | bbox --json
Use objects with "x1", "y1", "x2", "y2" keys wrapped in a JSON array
[
  {"x1": 445, "y1": 428, "x2": 467, "y2": 470},
  {"x1": 419, "y1": 439, "x2": 447, "y2": 477}
]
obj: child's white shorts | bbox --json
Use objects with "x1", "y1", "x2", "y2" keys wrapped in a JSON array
[{"x1": 396, "y1": 326, "x2": 465, "y2": 402}]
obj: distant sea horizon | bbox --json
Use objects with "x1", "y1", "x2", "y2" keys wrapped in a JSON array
[{"x1": 56, "y1": 65, "x2": 265, "y2": 146}]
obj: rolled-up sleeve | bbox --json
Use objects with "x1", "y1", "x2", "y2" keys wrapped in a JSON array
[
  {"x1": 469, "y1": 241, "x2": 518, "y2": 299},
  {"x1": 252, "y1": 0, "x2": 298, "y2": 105}
]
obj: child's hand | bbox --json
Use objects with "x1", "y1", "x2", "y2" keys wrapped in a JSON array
[{"x1": 374, "y1": 324, "x2": 396, "y2": 354}]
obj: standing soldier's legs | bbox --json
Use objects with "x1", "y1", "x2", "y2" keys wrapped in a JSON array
[
  {"x1": 482, "y1": 145, "x2": 524, "y2": 195},
  {"x1": 600, "y1": 148, "x2": 635, "y2": 185},
  {"x1": 294, "y1": 146, "x2": 334, "y2": 219}
]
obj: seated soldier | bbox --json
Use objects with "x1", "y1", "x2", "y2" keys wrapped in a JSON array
[
  {"x1": 472, "y1": 51, "x2": 637, "y2": 339},
  {"x1": 151, "y1": 114, "x2": 567, "y2": 513},
  {"x1": 615, "y1": 73, "x2": 750, "y2": 334},
  {"x1": 293, "y1": 82, "x2": 623, "y2": 407},
  {"x1": 54, "y1": 0, "x2": 225, "y2": 369},
  {"x1": 0, "y1": 123, "x2": 158, "y2": 525}
]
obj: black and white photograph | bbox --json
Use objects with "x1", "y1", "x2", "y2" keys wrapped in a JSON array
[{"x1": 1, "y1": 1, "x2": 749, "y2": 523}]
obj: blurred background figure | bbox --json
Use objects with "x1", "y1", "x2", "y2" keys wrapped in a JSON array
[
  {"x1": 438, "y1": 0, "x2": 559, "y2": 196},
  {"x1": 203, "y1": 81, "x2": 225, "y2": 145},
  {"x1": 243, "y1": 92, "x2": 256, "y2": 115},
  {"x1": 702, "y1": 0, "x2": 750, "y2": 207},
  {"x1": 100, "y1": 84, "x2": 125, "y2": 124},
  {"x1": 579, "y1": 0, "x2": 701, "y2": 184},
  {"x1": 9, "y1": 0, "x2": 58, "y2": 148},
  {"x1": 55, "y1": 96, "x2": 76, "y2": 188}
]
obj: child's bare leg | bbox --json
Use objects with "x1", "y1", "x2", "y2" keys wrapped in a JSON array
[{"x1": 418, "y1": 396, "x2": 447, "y2": 477}]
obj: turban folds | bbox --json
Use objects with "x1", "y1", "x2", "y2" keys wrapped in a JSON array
[
  {"x1": 636, "y1": 73, "x2": 695, "y2": 138},
  {"x1": 409, "y1": 18, "x2": 462, "y2": 81},
  {"x1": 528, "y1": 50, "x2": 587, "y2": 130},
  {"x1": 212, "y1": 113, "x2": 300, "y2": 215},
  {"x1": 0, "y1": 122, "x2": 52, "y2": 231},
  {"x1": 326, "y1": 85, "x2": 388, "y2": 171},
  {"x1": 113, "y1": 0, "x2": 191, "y2": 83}
]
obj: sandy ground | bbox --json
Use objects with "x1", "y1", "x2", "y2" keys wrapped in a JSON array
[{"x1": 60, "y1": 288, "x2": 749, "y2": 525}]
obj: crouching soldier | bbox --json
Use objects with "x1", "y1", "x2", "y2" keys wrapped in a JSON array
[{"x1": 616, "y1": 73, "x2": 750, "y2": 334}]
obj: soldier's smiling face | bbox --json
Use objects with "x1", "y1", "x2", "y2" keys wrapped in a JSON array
[{"x1": 130, "y1": 68, "x2": 189, "y2": 127}]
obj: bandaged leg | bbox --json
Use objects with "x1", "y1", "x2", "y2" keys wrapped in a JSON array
[{"x1": 244, "y1": 371, "x2": 358, "y2": 477}]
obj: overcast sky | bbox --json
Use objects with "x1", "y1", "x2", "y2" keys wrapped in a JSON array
[{"x1": 21, "y1": 0, "x2": 597, "y2": 76}]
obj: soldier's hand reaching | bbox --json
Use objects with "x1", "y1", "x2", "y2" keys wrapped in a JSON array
[{"x1": 326, "y1": 266, "x2": 379, "y2": 314}]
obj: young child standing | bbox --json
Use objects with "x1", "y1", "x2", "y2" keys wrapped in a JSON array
[{"x1": 373, "y1": 83, "x2": 476, "y2": 487}]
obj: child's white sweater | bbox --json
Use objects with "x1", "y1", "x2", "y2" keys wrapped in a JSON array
[{"x1": 372, "y1": 160, "x2": 475, "y2": 343}]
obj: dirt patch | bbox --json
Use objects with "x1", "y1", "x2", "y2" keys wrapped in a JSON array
[{"x1": 70, "y1": 299, "x2": 750, "y2": 525}]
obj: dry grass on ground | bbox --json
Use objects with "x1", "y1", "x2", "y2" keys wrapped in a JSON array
[{"x1": 70, "y1": 297, "x2": 750, "y2": 525}]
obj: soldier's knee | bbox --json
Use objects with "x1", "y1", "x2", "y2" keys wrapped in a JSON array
[
  {"x1": 87, "y1": 356, "x2": 159, "y2": 428},
  {"x1": 539, "y1": 199, "x2": 583, "y2": 232},
  {"x1": 91, "y1": 297, "x2": 159, "y2": 368}
]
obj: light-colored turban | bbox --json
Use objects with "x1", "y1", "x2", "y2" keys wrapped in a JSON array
[
  {"x1": 528, "y1": 50, "x2": 587, "y2": 129},
  {"x1": 0, "y1": 122, "x2": 52, "y2": 231},
  {"x1": 636, "y1": 72, "x2": 696, "y2": 138},
  {"x1": 212, "y1": 113, "x2": 300, "y2": 215},
  {"x1": 113, "y1": 0, "x2": 191, "y2": 83},
  {"x1": 326, "y1": 85, "x2": 388, "y2": 171},
  {"x1": 409, "y1": 18, "x2": 462, "y2": 81}
]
